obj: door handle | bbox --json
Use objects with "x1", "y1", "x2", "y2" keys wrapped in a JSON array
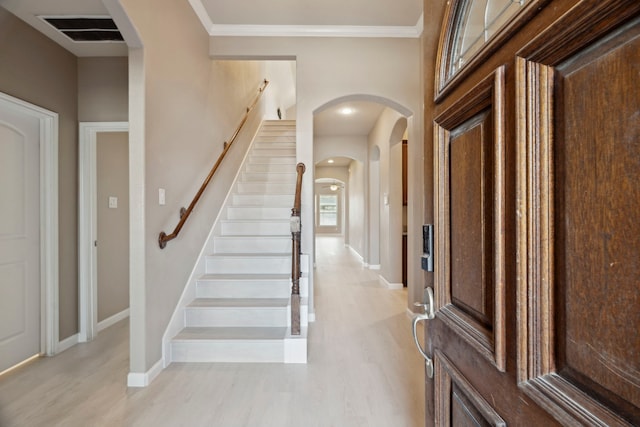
[{"x1": 412, "y1": 287, "x2": 435, "y2": 378}]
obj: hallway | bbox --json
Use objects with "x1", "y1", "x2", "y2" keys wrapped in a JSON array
[{"x1": 0, "y1": 236, "x2": 424, "y2": 426}]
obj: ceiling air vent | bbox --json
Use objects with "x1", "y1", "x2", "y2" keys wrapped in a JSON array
[{"x1": 41, "y1": 16, "x2": 123, "y2": 42}]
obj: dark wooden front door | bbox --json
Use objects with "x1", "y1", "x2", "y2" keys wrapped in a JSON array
[{"x1": 420, "y1": 0, "x2": 640, "y2": 425}]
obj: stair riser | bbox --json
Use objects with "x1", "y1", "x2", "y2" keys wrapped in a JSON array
[
  {"x1": 196, "y1": 282, "x2": 291, "y2": 299},
  {"x1": 253, "y1": 141, "x2": 295, "y2": 149},
  {"x1": 206, "y1": 256, "x2": 291, "y2": 274},
  {"x1": 237, "y1": 182, "x2": 296, "y2": 193},
  {"x1": 244, "y1": 163, "x2": 297, "y2": 174},
  {"x1": 213, "y1": 237, "x2": 291, "y2": 253},
  {"x1": 185, "y1": 307, "x2": 287, "y2": 327},
  {"x1": 226, "y1": 207, "x2": 291, "y2": 220},
  {"x1": 220, "y1": 221, "x2": 290, "y2": 235},
  {"x1": 249, "y1": 156, "x2": 296, "y2": 165},
  {"x1": 251, "y1": 149, "x2": 296, "y2": 157},
  {"x1": 196, "y1": 277, "x2": 308, "y2": 299},
  {"x1": 171, "y1": 340, "x2": 284, "y2": 363},
  {"x1": 241, "y1": 172, "x2": 296, "y2": 182},
  {"x1": 232, "y1": 194, "x2": 293, "y2": 205}
]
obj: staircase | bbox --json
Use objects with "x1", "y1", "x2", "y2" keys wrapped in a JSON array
[{"x1": 168, "y1": 120, "x2": 308, "y2": 364}]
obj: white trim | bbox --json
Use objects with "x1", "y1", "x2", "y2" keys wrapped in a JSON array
[
  {"x1": 209, "y1": 23, "x2": 423, "y2": 38},
  {"x1": 127, "y1": 359, "x2": 163, "y2": 388},
  {"x1": 78, "y1": 122, "x2": 129, "y2": 343},
  {"x1": 0, "y1": 92, "x2": 59, "y2": 357},
  {"x1": 347, "y1": 245, "x2": 364, "y2": 263},
  {"x1": 369, "y1": 264, "x2": 381, "y2": 270},
  {"x1": 57, "y1": 333, "x2": 79, "y2": 353},
  {"x1": 189, "y1": 0, "x2": 423, "y2": 39},
  {"x1": 97, "y1": 308, "x2": 130, "y2": 332},
  {"x1": 378, "y1": 275, "x2": 403, "y2": 290}
]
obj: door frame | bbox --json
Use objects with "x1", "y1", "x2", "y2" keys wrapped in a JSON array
[
  {"x1": 0, "y1": 92, "x2": 59, "y2": 357},
  {"x1": 78, "y1": 121, "x2": 129, "y2": 342}
]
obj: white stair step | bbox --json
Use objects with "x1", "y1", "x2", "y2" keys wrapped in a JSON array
[
  {"x1": 232, "y1": 193, "x2": 293, "y2": 206},
  {"x1": 253, "y1": 141, "x2": 296, "y2": 149},
  {"x1": 213, "y1": 236, "x2": 291, "y2": 253},
  {"x1": 171, "y1": 327, "x2": 287, "y2": 363},
  {"x1": 196, "y1": 274, "x2": 292, "y2": 299},
  {"x1": 226, "y1": 206, "x2": 291, "y2": 220},
  {"x1": 244, "y1": 163, "x2": 298, "y2": 173},
  {"x1": 237, "y1": 182, "x2": 296, "y2": 193},
  {"x1": 185, "y1": 298, "x2": 288, "y2": 327},
  {"x1": 241, "y1": 172, "x2": 296, "y2": 182},
  {"x1": 262, "y1": 121, "x2": 295, "y2": 128},
  {"x1": 206, "y1": 253, "x2": 291, "y2": 274},
  {"x1": 220, "y1": 219, "x2": 290, "y2": 235},
  {"x1": 249, "y1": 156, "x2": 296, "y2": 165},
  {"x1": 251, "y1": 148, "x2": 296, "y2": 157}
]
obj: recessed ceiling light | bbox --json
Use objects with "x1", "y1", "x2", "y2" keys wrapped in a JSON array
[
  {"x1": 328, "y1": 159, "x2": 334, "y2": 164},
  {"x1": 339, "y1": 107, "x2": 354, "y2": 115}
]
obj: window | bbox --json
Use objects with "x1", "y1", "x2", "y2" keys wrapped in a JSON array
[
  {"x1": 437, "y1": 0, "x2": 535, "y2": 97},
  {"x1": 318, "y1": 194, "x2": 338, "y2": 226},
  {"x1": 450, "y1": 0, "x2": 528, "y2": 78}
]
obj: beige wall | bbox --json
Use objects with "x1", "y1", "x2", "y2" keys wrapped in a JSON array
[
  {"x1": 348, "y1": 160, "x2": 366, "y2": 257},
  {"x1": 78, "y1": 57, "x2": 128, "y2": 122},
  {"x1": 97, "y1": 132, "x2": 129, "y2": 322},
  {"x1": 121, "y1": 0, "x2": 268, "y2": 370},
  {"x1": 368, "y1": 108, "x2": 407, "y2": 285},
  {"x1": 0, "y1": 7, "x2": 79, "y2": 340}
]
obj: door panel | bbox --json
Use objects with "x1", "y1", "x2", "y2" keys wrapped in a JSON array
[
  {"x1": 435, "y1": 351, "x2": 506, "y2": 427},
  {"x1": 434, "y1": 67, "x2": 506, "y2": 372},
  {"x1": 424, "y1": 0, "x2": 640, "y2": 425},
  {"x1": 0, "y1": 102, "x2": 40, "y2": 372},
  {"x1": 517, "y1": 6, "x2": 640, "y2": 425}
]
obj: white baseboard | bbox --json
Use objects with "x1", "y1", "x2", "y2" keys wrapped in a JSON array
[
  {"x1": 57, "y1": 333, "x2": 79, "y2": 353},
  {"x1": 347, "y1": 245, "x2": 364, "y2": 263},
  {"x1": 127, "y1": 358, "x2": 163, "y2": 388},
  {"x1": 378, "y1": 275, "x2": 403, "y2": 290},
  {"x1": 369, "y1": 264, "x2": 381, "y2": 270},
  {"x1": 97, "y1": 308, "x2": 130, "y2": 332}
]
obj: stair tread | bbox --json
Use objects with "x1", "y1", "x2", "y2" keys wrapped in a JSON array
[
  {"x1": 174, "y1": 326, "x2": 288, "y2": 341},
  {"x1": 213, "y1": 235, "x2": 290, "y2": 239},
  {"x1": 199, "y1": 273, "x2": 291, "y2": 280},
  {"x1": 188, "y1": 298, "x2": 289, "y2": 308},
  {"x1": 221, "y1": 218, "x2": 290, "y2": 222},
  {"x1": 208, "y1": 252, "x2": 290, "y2": 257}
]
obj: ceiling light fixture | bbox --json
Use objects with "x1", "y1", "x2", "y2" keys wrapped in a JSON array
[
  {"x1": 327, "y1": 159, "x2": 334, "y2": 164},
  {"x1": 339, "y1": 107, "x2": 354, "y2": 115},
  {"x1": 330, "y1": 184, "x2": 338, "y2": 191}
]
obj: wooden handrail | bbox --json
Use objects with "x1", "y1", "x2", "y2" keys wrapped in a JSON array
[
  {"x1": 290, "y1": 162, "x2": 305, "y2": 335},
  {"x1": 158, "y1": 79, "x2": 269, "y2": 249}
]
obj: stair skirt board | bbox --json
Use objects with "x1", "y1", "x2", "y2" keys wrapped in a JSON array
[{"x1": 162, "y1": 120, "x2": 307, "y2": 367}]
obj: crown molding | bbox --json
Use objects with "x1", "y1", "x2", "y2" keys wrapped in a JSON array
[{"x1": 190, "y1": 0, "x2": 423, "y2": 39}]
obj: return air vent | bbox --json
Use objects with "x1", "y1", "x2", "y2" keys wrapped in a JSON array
[{"x1": 40, "y1": 16, "x2": 123, "y2": 42}]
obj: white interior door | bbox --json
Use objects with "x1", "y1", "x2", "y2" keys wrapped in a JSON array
[{"x1": 0, "y1": 100, "x2": 41, "y2": 372}]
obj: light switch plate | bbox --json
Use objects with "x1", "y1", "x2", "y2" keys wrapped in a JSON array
[{"x1": 108, "y1": 196, "x2": 118, "y2": 209}]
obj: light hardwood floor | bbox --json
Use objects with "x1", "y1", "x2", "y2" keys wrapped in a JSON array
[{"x1": 0, "y1": 236, "x2": 425, "y2": 427}]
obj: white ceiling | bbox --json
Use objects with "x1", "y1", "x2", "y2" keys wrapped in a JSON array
[
  {"x1": 200, "y1": 0, "x2": 422, "y2": 27},
  {"x1": 0, "y1": 0, "x2": 414, "y2": 136},
  {"x1": 314, "y1": 101, "x2": 386, "y2": 137}
]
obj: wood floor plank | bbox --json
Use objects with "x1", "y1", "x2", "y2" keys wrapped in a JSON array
[{"x1": 0, "y1": 236, "x2": 425, "y2": 427}]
